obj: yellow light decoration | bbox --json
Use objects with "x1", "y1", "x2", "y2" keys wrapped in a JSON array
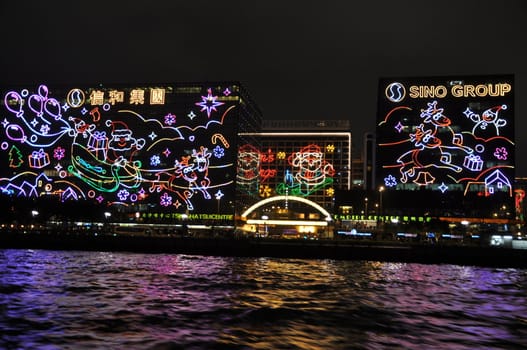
[{"x1": 259, "y1": 185, "x2": 272, "y2": 198}]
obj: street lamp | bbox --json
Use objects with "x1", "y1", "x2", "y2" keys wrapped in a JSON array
[
  {"x1": 261, "y1": 215, "x2": 269, "y2": 236},
  {"x1": 215, "y1": 190, "x2": 224, "y2": 214},
  {"x1": 379, "y1": 186, "x2": 385, "y2": 218},
  {"x1": 364, "y1": 197, "x2": 368, "y2": 219},
  {"x1": 325, "y1": 216, "x2": 332, "y2": 239},
  {"x1": 181, "y1": 213, "x2": 189, "y2": 236}
]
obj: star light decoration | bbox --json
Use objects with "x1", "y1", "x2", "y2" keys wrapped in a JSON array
[
  {"x1": 215, "y1": 190, "x2": 224, "y2": 200},
  {"x1": 137, "y1": 188, "x2": 147, "y2": 200},
  {"x1": 195, "y1": 88, "x2": 224, "y2": 118}
]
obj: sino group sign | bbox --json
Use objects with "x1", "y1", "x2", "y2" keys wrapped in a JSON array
[
  {"x1": 0, "y1": 83, "x2": 240, "y2": 219},
  {"x1": 376, "y1": 75, "x2": 514, "y2": 203}
]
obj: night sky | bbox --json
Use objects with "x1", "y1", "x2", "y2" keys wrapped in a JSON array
[{"x1": 1, "y1": 1, "x2": 526, "y2": 174}]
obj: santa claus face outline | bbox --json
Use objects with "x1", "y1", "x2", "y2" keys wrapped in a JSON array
[{"x1": 106, "y1": 119, "x2": 146, "y2": 161}]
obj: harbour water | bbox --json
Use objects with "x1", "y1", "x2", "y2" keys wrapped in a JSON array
[{"x1": 1, "y1": 249, "x2": 527, "y2": 349}]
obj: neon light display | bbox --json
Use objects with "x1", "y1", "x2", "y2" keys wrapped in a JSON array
[
  {"x1": 377, "y1": 75, "x2": 514, "y2": 202},
  {"x1": 0, "y1": 83, "x2": 241, "y2": 216},
  {"x1": 237, "y1": 143, "x2": 336, "y2": 199}
]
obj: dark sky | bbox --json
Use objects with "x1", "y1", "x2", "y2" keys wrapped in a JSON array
[{"x1": 1, "y1": 1, "x2": 526, "y2": 173}]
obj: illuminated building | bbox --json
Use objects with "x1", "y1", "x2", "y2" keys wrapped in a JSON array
[
  {"x1": 0, "y1": 82, "x2": 262, "y2": 227},
  {"x1": 376, "y1": 75, "x2": 515, "y2": 219},
  {"x1": 334, "y1": 75, "x2": 518, "y2": 240},
  {"x1": 363, "y1": 132, "x2": 376, "y2": 190},
  {"x1": 514, "y1": 177, "x2": 527, "y2": 228},
  {"x1": 238, "y1": 120, "x2": 351, "y2": 237},
  {"x1": 351, "y1": 157, "x2": 364, "y2": 189}
]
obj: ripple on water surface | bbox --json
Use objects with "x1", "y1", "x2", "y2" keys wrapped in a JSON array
[{"x1": 1, "y1": 249, "x2": 527, "y2": 349}]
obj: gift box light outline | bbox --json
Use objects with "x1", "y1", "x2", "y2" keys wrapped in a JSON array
[
  {"x1": 87, "y1": 130, "x2": 108, "y2": 159},
  {"x1": 28, "y1": 148, "x2": 51, "y2": 169},
  {"x1": 463, "y1": 154, "x2": 483, "y2": 172}
]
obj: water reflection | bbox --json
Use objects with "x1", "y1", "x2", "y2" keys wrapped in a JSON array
[{"x1": 1, "y1": 249, "x2": 526, "y2": 349}]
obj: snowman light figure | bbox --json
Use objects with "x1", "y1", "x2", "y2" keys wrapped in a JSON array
[{"x1": 464, "y1": 104, "x2": 507, "y2": 137}]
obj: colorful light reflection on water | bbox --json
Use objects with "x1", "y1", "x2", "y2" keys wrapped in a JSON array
[{"x1": 1, "y1": 249, "x2": 526, "y2": 349}]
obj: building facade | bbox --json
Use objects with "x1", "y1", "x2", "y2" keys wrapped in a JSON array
[
  {"x1": 0, "y1": 82, "x2": 262, "y2": 228},
  {"x1": 376, "y1": 75, "x2": 515, "y2": 218},
  {"x1": 238, "y1": 120, "x2": 352, "y2": 234}
]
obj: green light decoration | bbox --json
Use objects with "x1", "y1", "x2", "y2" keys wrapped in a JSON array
[{"x1": 8, "y1": 145, "x2": 23, "y2": 168}]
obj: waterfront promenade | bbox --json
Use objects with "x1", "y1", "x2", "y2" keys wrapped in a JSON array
[{"x1": 1, "y1": 229, "x2": 526, "y2": 269}]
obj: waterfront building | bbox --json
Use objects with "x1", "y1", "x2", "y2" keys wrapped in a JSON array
[
  {"x1": 376, "y1": 75, "x2": 515, "y2": 221},
  {"x1": 0, "y1": 82, "x2": 262, "y2": 229},
  {"x1": 334, "y1": 75, "x2": 521, "y2": 243},
  {"x1": 514, "y1": 177, "x2": 527, "y2": 230},
  {"x1": 363, "y1": 132, "x2": 376, "y2": 191},
  {"x1": 351, "y1": 156, "x2": 364, "y2": 189},
  {"x1": 238, "y1": 119, "x2": 352, "y2": 237}
]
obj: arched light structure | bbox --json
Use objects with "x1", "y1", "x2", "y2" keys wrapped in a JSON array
[{"x1": 241, "y1": 195, "x2": 332, "y2": 226}]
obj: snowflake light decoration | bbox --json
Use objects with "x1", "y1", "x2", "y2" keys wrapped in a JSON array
[
  {"x1": 260, "y1": 185, "x2": 272, "y2": 198},
  {"x1": 213, "y1": 145, "x2": 225, "y2": 158},
  {"x1": 494, "y1": 147, "x2": 508, "y2": 160},
  {"x1": 40, "y1": 124, "x2": 50, "y2": 135},
  {"x1": 117, "y1": 189, "x2": 130, "y2": 201},
  {"x1": 160, "y1": 192, "x2": 172, "y2": 207},
  {"x1": 53, "y1": 146, "x2": 66, "y2": 160},
  {"x1": 164, "y1": 113, "x2": 176, "y2": 126},
  {"x1": 150, "y1": 154, "x2": 161, "y2": 166},
  {"x1": 384, "y1": 174, "x2": 397, "y2": 187}
]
